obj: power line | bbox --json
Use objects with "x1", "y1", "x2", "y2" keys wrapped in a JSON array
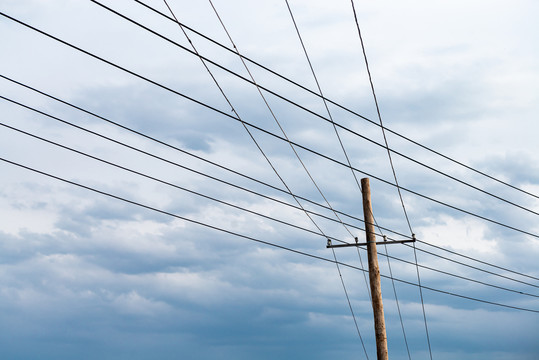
[
  {"x1": 203, "y1": 0, "x2": 372, "y2": 349},
  {"x1": 80, "y1": 4, "x2": 539, "y2": 228},
  {"x1": 0, "y1": 122, "x2": 349, "y2": 244},
  {"x1": 89, "y1": 2, "x2": 539, "y2": 219},
  {"x1": 0, "y1": 94, "x2": 358, "y2": 242},
  {"x1": 349, "y1": 0, "x2": 413, "y2": 235},
  {"x1": 1, "y1": 155, "x2": 538, "y2": 314},
  {"x1": 416, "y1": 239, "x2": 539, "y2": 283},
  {"x1": 330, "y1": 246, "x2": 370, "y2": 359},
  {"x1": 133, "y1": 0, "x2": 539, "y2": 204},
  {"x1": 406, "y1": 242, "x2": 539, "y2": 290},
  {"x1": 206, "y1": 0, "x2": 373, "y2": 321},
  {"x1": 348, "y1": 1, "x2": 425, "y2": 355},
  {"x1": 377, "y1": 246, "x2": 539, "y2": 297},
  {"x1": 0, "y1": 77, "x2": 390, "y2": 239},
  {"x1": 281, "y1": 0, "x2": 374, "y2": 301},
  {"x1": 4, "y1": 86, "x2": 536, "y2": 291},
  {"x1": 5, "y1": 101, "x2": 536, "y2": 300},
  {"x1": 205, "y1": 0, "x2": 364, "y2": 242},
  {"x1": 160, "y1": 0, "x2": 334, "y2": 255},
  {"x1": 380, "y1": 243, "x2": 412, "y2": 360},
  {"x1": 3, "y1": 10, "x2": 539, "y2": 239}
]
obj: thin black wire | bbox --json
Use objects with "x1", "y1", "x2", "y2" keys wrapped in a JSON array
[
  {"x1": 3, "y1": 11, "x2": 539, "y2": 239},
  {"x1": 159, "y1": 0, "x2": 331, "y2": 253},
  {"x1": 206, "y1": 0, "x2": 374, "y2": 323},
  {"x1": 282, "y1": 0, "x2": 375, "y2": 304},
  {"x1": 345, "y1": 1, "x2": 413, "y2": 355},
  {"x1": 0, "y1": 77, "x2": 392, "y2": 239},
  {"x1": 7, "y1": 96, "x2": 536, "y2": 303},
  {"x1": 330, "y1": 246, "x2": 370, "y2": 359},
  {"x1": 0, "y1": 10, "x2": 330, "y2": 243},
  {"x1": 283, "y1": 0, "x2": 364, "y2": 202},
  {"x1": 349, "y1": 0, "x2": 412, "y2": 234},
  {"x1": 0, "y1": 122, "x2": 348, "y2": 244},
  {"x1": 204, "y1": 2, "x2": 372, "y2": 351},
  {"x1": 1, "y1": 6, "x2": 539, "y2": 332},
  {"x1": 284, "y1": 3, "x2": 413, "y2": 358},
  {"x1": 381, "y1": 242, "x2": 412, "y2": 360},
  {"x1": 3, "y1": 84, "x2": 537, "y2": 291},
  {"x1": 205, "y1": 0, "x2": 361, "y2": 243},
  {"x1": 208, "y1": 0, "x2": 372, "y2": 350},
  {"x1": 78, "y1": 4, "x2": 539, "y2": 230},
  {"x1": 405, "y1": 242, "x2": 539, "y2": 290},
  {"x1": 7, "y1": 116, "x2": 538, "y2": 305},
  {"x1": 6, "y1": 95, "x2": 537, "y2": 301},
  {"x1": 416, "y1": 239, "x2": 539, "y2": 282},
  {"x1": 133, "y1": 0, "x2": 539, "y2": 202},
  {"x1": 88, "y1": 2, "x2": 539, "y2": 220},
  {"x1": 349, "y1": 1, "x2": 429, "y2": 357},
  {"x1": 412, "y1": 242, "x2": 433, "y2": 359},
  {"x1": 0, "y1": 94, "x2": 355, "y2": 243},
  {"x1": 377, "y1": 246, "x2": 539, "y2": 297},
  {"x1": 0, "y1": 29, "x2": 350, "y2": 253},
  {"x1": 173, "y1": 1, "x2": 365, "y2": 352},
  {"x1": 1, "y1": 156, "x2": 538, "y2": 315}
]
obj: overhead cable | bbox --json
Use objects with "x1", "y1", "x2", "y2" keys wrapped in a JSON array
[
  {"x1": 78, "y1": 5, "x2": 539, "y2": 220},
  {"x1": 0, "y1": 122, "x2": 351, "y2": 243},
  {"x1": 133, "y1": 0, "x2": 539, "y2": 202},
  {"x1": 2, "y1": 11, "x2": 538, "y2": 239},
  {"x1": 3, "y1": 86, "x2": 536, "y2": 290},
  {"x1": 347, "y1": 1, "x2": 418, "y2": 354},
  {"x1": 6, "y1": 100, "x2": 536, "y2": 299},
  {"x1": 159, "y1": 0, "x2": 333, "y2": 251},
  {"x1": 1, "y1": 156, "x2": 538, "y2": 314},
  {"x1": 206, "y1": 0, "x2": 372, "y2": 315}
]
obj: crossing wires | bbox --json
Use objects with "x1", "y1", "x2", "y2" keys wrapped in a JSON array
[
  {"x1": 1, "y1": 2, "x2": 539, "y2": 359},
  {"x1": 349, "y1": 2, "x2": 431, "y2": 358}
]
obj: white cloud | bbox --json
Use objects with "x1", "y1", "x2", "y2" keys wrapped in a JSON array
[{"x1": 0, "y1": 0, "x2": 538, "y2": 359}]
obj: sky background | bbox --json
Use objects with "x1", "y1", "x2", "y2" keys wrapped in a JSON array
[{"x1": 1, "y1": 1, "x2": 538, "y2": 359}]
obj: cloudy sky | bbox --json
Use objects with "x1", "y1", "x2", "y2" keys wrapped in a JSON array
[{"x1": 1, "y1": 0, "x2": 538, "y2": 359}]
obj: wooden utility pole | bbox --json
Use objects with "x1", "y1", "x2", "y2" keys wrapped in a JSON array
[
  {"x1": 361, "y1": 177, "x2": 388, "y2": 360},
  {"x1": 326, "y1": 177, "x2": 415, "y2": 359}
]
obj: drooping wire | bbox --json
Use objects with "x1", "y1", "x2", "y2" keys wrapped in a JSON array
[
  {"x1": 7, "y1": 107, "x2": 538, "y2": 300},
  {"x1": 173, "y1": 0, "x2": 370, "y2": 351},
  {"x1": 283, "y1": 1, "x2": 411, "y2": 356},
  {"x1": 3, "y1": 81, "x2": 536, "y2": 292},
  {"x1": 5, "y1": 93, "x2": 537, "y2": 301},
  {"x1": 330, "y1": 247, "x2": 370, "y2": 359},
  {"x1": 205, "y1": 0, "x2": 371, "y2": 299},
  {"x1": 161, "y1": 0, "x2": 334, "y2": 249},
  {"x1": 350, "y1": 1, "x2": 431, "y2": 358},
  {"x1": 2, "y1": 156, "x2": 538, "y2": 315},
  {"x1": 4, "y1": 10, "x2": 539, "y2": 241},
  {"x1": 0, "y1": 122, "x2": 350, "y2": 244},
  {"x1": 209, "y1": 0, "x2": 371, "y2": 330},
  {"x1": 282, "y1": 0, "x2": 375, "y2": 307},
  {"x1": 134, "y1": 0, "x2": 539, "y2": 204}
]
